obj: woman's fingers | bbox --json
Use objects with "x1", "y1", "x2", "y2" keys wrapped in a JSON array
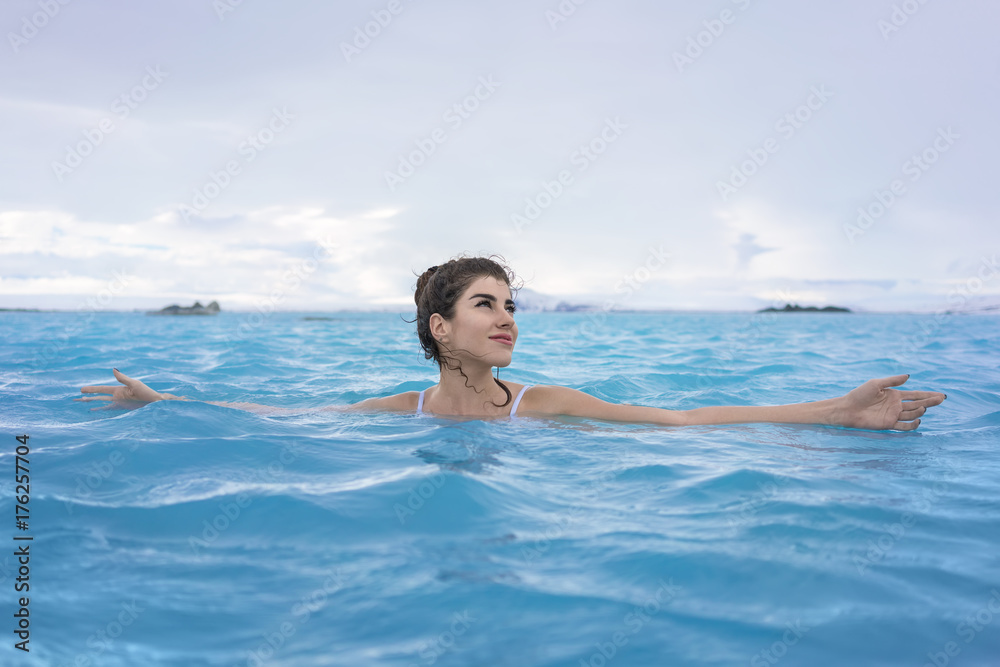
[
  {"x1": 112, "y1": 368, "x2": 134, "y2": 384},
  {"x1": 79, "y1": 370, "x2": 132, "y2": 392},
  {"x1": 900, "y1": 395, "x2": 946, "y2": 410},
  {"x1": 878, "y1": 374, "x2": 911, "y2": 389},
  {"x1": 899, "y1": 405, "x2": 926, "y2": 420},
  {"x1": 80, "y1": 371, "x2": 132, "y2": 396},
  {"x1": 80, "y1": 385, "x2": 119, "y2": 394},
  {"x1": 892, "y1": 418, "x2": 921, "y2": 431},
  {"x1": 78, "y1": 371, "x2": 148, "y2": 405},
  {"x1": 898, "y1": 390, "x2": 947, "y2": 402}
]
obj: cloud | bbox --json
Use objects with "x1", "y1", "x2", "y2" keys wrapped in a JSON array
[
  {"x1": 0, "y1": 207, "x2": 399, "y2": 308},
  {"x1": 733, "y1": 232, "x2": 777, "y2": 272}
]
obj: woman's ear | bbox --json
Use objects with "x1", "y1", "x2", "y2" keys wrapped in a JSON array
[{"x1": 429, "y1": 313, "x2": 448, "y2": 343}]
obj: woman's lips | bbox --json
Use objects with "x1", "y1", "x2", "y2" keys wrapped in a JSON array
[{"x1": 490, "y1": 335, "x2": 513, "y2": 346}]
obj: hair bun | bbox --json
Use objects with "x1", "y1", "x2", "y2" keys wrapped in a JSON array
[{"x1": 414, "y1": 264, "x2": 441, "y2": 306}]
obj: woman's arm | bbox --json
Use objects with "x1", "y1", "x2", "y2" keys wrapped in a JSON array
[
  {"x1": 78, "y1": 369, "x2": 415, "y2": 416},
  {"x1": 78, "y1": 369, "x2": 307, "y2": 415},
  {"x1": 335, "y1": 394, "x2": 418, "y2": 413},
  {"x1": 523, "y1": 375, "x2": 946, "y2": 431}
]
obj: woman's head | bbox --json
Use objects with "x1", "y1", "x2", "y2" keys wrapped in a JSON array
[{"x1": 414, "y1": 255, "x2": 520, "y2": 369}]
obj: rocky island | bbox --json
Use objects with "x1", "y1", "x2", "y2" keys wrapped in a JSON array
[
  {"x1": 757, "y1": 303, "x2": 851, "y2": 313},
  {"x1": 147, "y1": 301, "x2": 221, "y2": 316}
]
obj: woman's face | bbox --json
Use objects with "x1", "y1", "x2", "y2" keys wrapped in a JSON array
[{"x1": 432, "y1": 275, "x2": 518, "y2": 369}]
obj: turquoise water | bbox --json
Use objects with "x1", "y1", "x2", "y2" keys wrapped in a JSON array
[{"x1": 1, "y1": 310, "x2": 998, "y2": 666}]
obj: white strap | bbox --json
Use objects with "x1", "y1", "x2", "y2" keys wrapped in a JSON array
[{"x1": 510, "y1": 385, "x2": 532, "y2": 418}]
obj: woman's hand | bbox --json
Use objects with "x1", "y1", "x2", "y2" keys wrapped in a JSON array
[
  {"x1": 77, "y1": 369, "x2": 185, "y2": 406},
  {"x1": 834, "y1": 374, "x2": 946, "y2": 431}
]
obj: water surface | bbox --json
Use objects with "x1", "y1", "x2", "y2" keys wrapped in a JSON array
[{"x1": 1, "y1": 311, "x2": 997, "y2": 666}]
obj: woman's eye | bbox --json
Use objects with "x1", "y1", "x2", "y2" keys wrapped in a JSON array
[{"x1": 475, "y1": 299, "x2": 514, "y2": 313}]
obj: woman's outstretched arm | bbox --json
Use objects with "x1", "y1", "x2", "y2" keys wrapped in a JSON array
[
  {"x1": 78, "y1": 369, "x2": 338, "y2": 416},
  {"x1": 523, "y1": 375, "x2": 946, "y2": 431}
]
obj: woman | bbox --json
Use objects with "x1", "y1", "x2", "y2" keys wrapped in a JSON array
[{"x1": 79, "y1": 255, "x2": 947, "y2": 430}]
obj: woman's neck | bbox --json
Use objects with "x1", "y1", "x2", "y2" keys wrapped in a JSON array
[{"x1": 432, "y1": 361, "x2": 509, "y2": 415}]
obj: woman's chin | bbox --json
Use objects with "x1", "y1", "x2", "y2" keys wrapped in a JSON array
[{"x1": 491, "y1": 352, "x2": 514, "y2": 368}]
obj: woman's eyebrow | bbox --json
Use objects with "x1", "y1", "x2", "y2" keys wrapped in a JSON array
[{"x1": 468, "y1": 293, "x2": 514, "y2": 304}]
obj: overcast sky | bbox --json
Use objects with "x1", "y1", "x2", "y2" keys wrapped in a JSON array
[{"x1": 1, "y1": 0, "x2": 997, "y2": 312}]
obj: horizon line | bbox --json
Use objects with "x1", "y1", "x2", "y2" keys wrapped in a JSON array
[{"x1": 3, "y1": 306, "x2": 997, "y2": 316}]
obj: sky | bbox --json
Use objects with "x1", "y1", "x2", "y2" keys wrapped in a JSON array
[{"x1": 1, "y1": 0, "x2": 998, "y2": 313}]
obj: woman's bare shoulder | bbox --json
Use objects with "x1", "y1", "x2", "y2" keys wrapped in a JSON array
[
  {"x1": 516, "y1": 384, "x2": 581, "y2": 413},
  {"x1": 331, "y1": 391, "x2": 421, "y2": 413}
]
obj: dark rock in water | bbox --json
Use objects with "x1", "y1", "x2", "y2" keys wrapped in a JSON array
[
  {"x1": 756, "y1": 303, "x2": 851, "y2": 313},
  {"x1": 148, "y1": 300, "x2": 221, "y2": 316}
]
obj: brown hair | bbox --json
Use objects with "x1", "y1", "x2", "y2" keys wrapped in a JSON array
[{"x1": 413, "y1": 254, "x2": 520, "y2": 408}]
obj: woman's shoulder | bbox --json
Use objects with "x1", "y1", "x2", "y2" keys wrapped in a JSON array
[
  {"x1": 514, "y1": 384, "x2": 568, "y2": 396},
  {"x1": 511, "y1": 384, "x2": 569, "y2": 411},
  {"x1": 347, "y1": 390, "x2": 421, "y2": 413},
  {"x1": 506, "y1": 381, "x2": 543, "y2": 400},
  {"x1": 511, "y1": 384, "x2": 613, "y2": 416}
]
